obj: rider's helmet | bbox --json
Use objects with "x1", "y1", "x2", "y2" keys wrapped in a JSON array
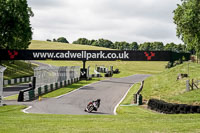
[{"x1": 96, "y1": 99, "x2": 101, "y2": 102}]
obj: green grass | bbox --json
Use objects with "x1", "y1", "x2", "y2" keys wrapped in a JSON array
[
  {"x1": 43, "y1": 78, "x2": 102, "y2": 98},
  {"x1": 38, "y1": 60, "x2": 167, "y2": 78},
  {"x1": 1, "y1": 60, "x2": 35, "y2": 80},
  {"x1": 29, "y1": 40, "x2": 111, "y2": 50},
  {"x1": 140, "y1": 62, "x2": 200, "y2": 105},
  {"x1": 0, "y1": 83, "x2": 200, "y2": 133},
  {"x1": 3, "y1": 94, "x2": 18, "y2": 100},
  {"x1": 1, "y1": 61, "x2": 200, "y2": 132}
]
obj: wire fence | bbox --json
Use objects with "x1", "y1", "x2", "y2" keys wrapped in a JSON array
[
  {"x1": 34, "y1": 66, "x2": 80, "y2": 88},
  {"x1": 186, "y1": 79, "x2": 200, "y2": 91}
]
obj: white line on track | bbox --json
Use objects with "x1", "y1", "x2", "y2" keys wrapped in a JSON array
[
  {"x1": 3, "y1": 94, "x2": 17, "y2": 99},
  {"x1": 55, "y1": 80, "x2": 102, "y2": 99},
  {"x1": 113, "y1": 83, "x2": 136, "y2": 115},
  {"x1": 22, "y1": 106, "x2": 32, "y2": 114}
]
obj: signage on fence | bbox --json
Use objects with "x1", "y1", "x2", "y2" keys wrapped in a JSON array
[{"x1": 0, "y1": 50, "x2": 190, "y2": 61}]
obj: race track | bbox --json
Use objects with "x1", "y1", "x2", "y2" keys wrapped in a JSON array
[
  {"x1": 26, "y1": 74, "x2": 150, "y2": 115},
  {"x1": 3, "y1": 83, "x2": 30, "y2": 97}
]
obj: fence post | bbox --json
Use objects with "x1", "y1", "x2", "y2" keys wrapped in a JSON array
[
  {"x1": 133, "y1": 81, "x2": 144, "y2": 105},
  {"x1": 32, "y1": 77, "x2": 36, "y2": 89},
  {"x1": 191, "y1": 79, "x2": 194, "y2": 90},
  {"x1": 186, "y1": 80, "x2": 190, "y2": 92},
  {"x1": 110, "y1": 66, "x2": 113, "y2": 76},
  {"x1": 87, "y1": 66, "x2": 90, "y2": 80},
  {"x1": 0, "y1": 66, "x2": 6, "y2": 106}
]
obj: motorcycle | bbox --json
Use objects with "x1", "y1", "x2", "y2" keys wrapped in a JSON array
[{"x1": 84, "y1": 99, "x2": 101, "y2": 113}]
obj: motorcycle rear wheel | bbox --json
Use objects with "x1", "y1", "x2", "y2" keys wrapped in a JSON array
[{"x1": 88, "y1": 105, "x2": 94, "y2": 113}]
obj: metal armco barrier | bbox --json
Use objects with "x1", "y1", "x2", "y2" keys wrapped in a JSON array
[
  {"x1": 0, "y1": 66, "x2": 6, "y2": 106},
  {"x1": 18, "y1": 77, "x2": 80, "y2": 101},
  {"x1": 18, "y1": 65, "x2": 80, "y2": 101},
  {"x1": 3, "y1": 76, "x2": 33, "y2": 86}
]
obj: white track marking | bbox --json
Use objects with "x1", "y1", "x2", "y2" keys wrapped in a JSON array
[
  {"x1": 55, "y1": 81, "x2": 102, "y2": 99},
  {"x1": 3, "y1": 94, "x2": 17, "y2": 99},
  {"x1": 22, "y1": 106, "x2": 32, "y2": 114},
  {"x1": 114, "y1": 84, "x2": 135, "y2": 115}
]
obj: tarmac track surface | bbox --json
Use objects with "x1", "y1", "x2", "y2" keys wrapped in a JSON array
[
  {"x1": 26, "y1": 74, "x2": 150, "y2": 115},
  {"x1": 3, "y1": 61, "x2": 50, "y2": 98},
  {"x1": 3, "y1": 83, "x2": 30, "y2": 97}
]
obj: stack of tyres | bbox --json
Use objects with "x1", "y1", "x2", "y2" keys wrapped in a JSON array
[
  {"x1": 104, "y1": 71, "x2": 113, "y2": 77},
  {"x1": 113, "y1": 69, "x2": 120, "y2": 74},
  {"x1": 148, "y1": 99, "x2": 200, "y2": 114}
]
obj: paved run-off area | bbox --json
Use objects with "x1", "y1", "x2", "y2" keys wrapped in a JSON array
[{"x1": 23, "y1": 74, "x2": 150, "y2": 115}]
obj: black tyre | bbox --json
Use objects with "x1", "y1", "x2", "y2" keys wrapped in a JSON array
[{"x1": 88, "y1": 105, "x2": 94, "y2": 113}]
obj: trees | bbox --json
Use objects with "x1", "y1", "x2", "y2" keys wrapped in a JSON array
[
  {"x1": 152, "y1": 42, "x2": 164, "y2": 51},
  {"x1": 138, "y1": 42, "x2": 165, "y2": 51},
  {"x1": 51, "y1": 37, "x2": 69, "y2": 43},
  {"x1": 57, "y1": 37, "x2": 69, "y2": 43},
  {"x1": 130, "y1": 42, "x2": 139, "y2": 50},
  {"x1": 177, "y1": 44, "x2": 187, "y2": 52},
  {"x1": 165, "y1": 43, "x2": 177, "y2": 51},
  {"x1": 53, "y1": 39, "x2": 57, "y2": 42},
  {"x1": 73, "y1": 38, "x2": 89, "y2": 45},
  {"x1": 0, "y1": 0, "x2": 33, "y2": 49},
  {"x1": 173, "y1": 0, "x2": 200, "y2": 57},
  {"x1": 92, "y1": 38, "x2": 113, "y2": 48},
  {"x1": 120, "y1": 41, "x2": 129, "y2": 50},
  {"x1": 71, "y1": 37, "x2": 187, "y2": 52},
  {"x1": 89, "y1": 39, "x2": 96, "y2": 45},
  {"x1": 113, "y1": 41, "x2": 130, "y2": 50},
  {"x1": 139, "y1": 42, "x2": 152, "y2": 51}
]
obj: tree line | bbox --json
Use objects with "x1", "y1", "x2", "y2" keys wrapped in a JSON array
[
  {"x1": 47, "y1": 37, "x2": 188, "y2": 52},
  {"x1": 72, "y1": 38, "x2": 188, "y2": 52},
  {"x1": 47, "y1": 37, "x2": 69, "y2": 43}
]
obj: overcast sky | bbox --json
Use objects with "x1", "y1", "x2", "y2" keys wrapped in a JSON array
[{"x1": 27, "y1": 0, "x2": 182, "y2": 44}]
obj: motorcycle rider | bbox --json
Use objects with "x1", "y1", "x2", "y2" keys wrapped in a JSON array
[{"x1": 85, "y1": 99, "x2": 101, "y2": 112}]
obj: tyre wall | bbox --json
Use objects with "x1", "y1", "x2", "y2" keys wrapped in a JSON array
[{"x1": 148, "y1": 99, "x2": 200, "y2": 114}]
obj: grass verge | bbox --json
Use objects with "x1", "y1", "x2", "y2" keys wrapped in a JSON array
[
  {"x1": 29, "y1": 40, "x2": 111, "y2": 50},
  {"x1": 1, "y1": 60, "x2": 35, "y2": 80},
  {"x1": 38, "y1": 60, "x2": 167, "y2": 78},
  {"x1": 3, "y1": 94, "x2": 18, "y2": 100},
  {"x1": 141, "y1": 62, "x2": 200, "y2": 105}
]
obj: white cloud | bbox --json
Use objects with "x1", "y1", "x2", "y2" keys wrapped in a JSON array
[{"x1": 27, "y1": 0, "x2": 182, "y2": 44}]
